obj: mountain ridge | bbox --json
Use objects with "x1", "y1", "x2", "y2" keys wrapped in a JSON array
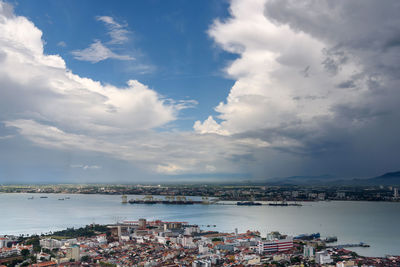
[{"x1": 263, "y1": 171, "x2": 400, "y2": 186}]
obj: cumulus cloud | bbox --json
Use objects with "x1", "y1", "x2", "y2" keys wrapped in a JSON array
[
  {"x1": 194, "y1": 116, "x2": 229, "y2": 135},
  {"x1": 0, "y1": 2, "x2": 178, "y2": 143},
  {"x1": 0, "y1": 1, "x2": 266, "y2": 179},
  {"x1": 194, "y1": 0, "x2": 400, "y2": 177},
  {"x1": 196, "y1": 0, "x2": 350, "y2": 136}
]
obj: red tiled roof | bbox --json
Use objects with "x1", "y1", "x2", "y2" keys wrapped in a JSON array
[{"x1": 32, "y1": 261, "x2": 57, "y2": 267}]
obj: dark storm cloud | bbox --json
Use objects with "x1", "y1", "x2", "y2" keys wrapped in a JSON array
[
  {"x1": 244, "y1": 0, "x2": 400, "y2": 176},
  {"x1": 265, "y1": 0, "x2": 400, "y2": 75},
  {"x1": 337, "y1": 80, "x2": 356, "y2": 89}
]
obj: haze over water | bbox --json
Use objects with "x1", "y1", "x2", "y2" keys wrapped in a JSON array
[{"x1": 1, "y1": 193, "x2": 399, "y2": 257}]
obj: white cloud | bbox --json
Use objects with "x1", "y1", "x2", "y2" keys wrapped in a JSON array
[
  {"x1": 5, "y1": 119, "x2": 266, "y2": 176},
  {"x1": 71, "y1": 40, "x2": 134, "y2": 63},
  {"x1": 195, "y1": 0, "x2": 357, "y2": 137},
  {"x1": 196, "y1": 0, "x2": 394, "y2": 143},
  {"x1": 57, "y1": 41, "x2": 66, "y2": 47},
  {"x1": 72, "y1": 16, "x2": 133, "y2": 63},
  {"x1": 96, "y1": 16, "x2": 129, "y2": 44},
  {"x1": 157, "y1": 163, "x2": 184, "y2": 174},
  {"x1": 205, "y1": 165, "x2": 216, "y2": 172},
  {"x1": 70, "y1": 164, "x2": 101, "y2": 170},
  {"x1": 193, "y1": 0, "x2": 400, "y2": 177},
  {"x1": 0, "y1": 2, "x2": 180, "y2": 137},
  {"x1": 194, "y1": 116, "x2": 229, "y2": 136},
  {"x1": 0, "y1": 2, "x2": 264, "y2": 177}
]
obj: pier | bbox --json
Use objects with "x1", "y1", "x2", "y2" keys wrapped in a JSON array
[{"x1": 328, "y1": 242, "x2": 370, "y2": 249}]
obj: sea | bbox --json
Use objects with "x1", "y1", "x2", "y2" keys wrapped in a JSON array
[{"x1": 1, "y1": 193, "x2": 400, "y2": 257}]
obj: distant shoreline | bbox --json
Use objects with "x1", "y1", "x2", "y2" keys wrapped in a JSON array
[
  {"x1": 1, "y1": 183, "x2": 399, "y2": 203},
  {"x1": 1, "y1": 192, "x2": 400, "y2": 203}
]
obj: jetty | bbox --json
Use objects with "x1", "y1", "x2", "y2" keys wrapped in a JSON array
[{"x1": 328, "y1": 242, "x2": 370, "y2": 249}]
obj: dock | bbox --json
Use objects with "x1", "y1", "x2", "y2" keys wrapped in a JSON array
[{"x1": 328, "y1": 242, "x2": 370, "y2": 249}]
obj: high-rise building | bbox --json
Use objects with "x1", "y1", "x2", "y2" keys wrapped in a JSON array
[
  {"x1": 66, "y1": 245, "x2": 80, "y2": 261},
  {"x1": 303, "y1": 245, "x2": 314, "y2": 258}
]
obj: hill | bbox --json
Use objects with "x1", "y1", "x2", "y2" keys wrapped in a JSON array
[{"x1": 264, "y1": 171, "x2": 400, "y2": 186}]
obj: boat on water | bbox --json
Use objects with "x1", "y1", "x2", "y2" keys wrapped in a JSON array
[
  {"x1": 268, "y1": 201, "x2": 302, "y2": 206},
  {"x1": 325, "y1": 236, "x2": 338, "y2": 243},
  {"x1": 128, "y1": 195, "x2": 201, "y2": 205},
  {"x1": 58, "y1": 198, "x2": 65, "y2": 201},
  {"x1": 40, "y1": 196, "x2": 48, "y2": 198},
  {"x1": 128, "y1": 199, "x2": 198, "y2": 205},
  {"x1": 28, "y1": 196, "x2": 34, "y2": 200},
  {"x1": 269, "y1": 201, "x2": 289, "y2": 206},
  {"x1": 236, "y1": 201, "x2": 262, "y2": 206},
  {"x1": 294, "y1": 232, "x2": 321, "y2": 240},
  {"x1": 128, "y1": 199, "x2": 157, "y2": 204},
  {"x1": 328, "y1": 242, "x2": 370, "y2": 249}
]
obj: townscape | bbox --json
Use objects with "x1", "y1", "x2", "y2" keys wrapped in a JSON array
[
  {"x1": 1, "y1": 184, "x2": 399, "y2": 203},
  {"x1": 1, "y1": 219, "x2": 399, "y2": 267}
]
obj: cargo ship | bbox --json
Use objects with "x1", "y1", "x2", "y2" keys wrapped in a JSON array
[
  {"x1": 269, "y1": 201, "x2": 302, "y2": 206},
  {"x1": 324, "y1": 236, "x2": 338, "y2": 243},
  {"x1": 128, "y1": 195, "x2": 202, "y2": 205},
  {"x1": 294, "y1": 233, "x2": 320, "y2": 240},
  {"x1": 269, "y1": 201, "x2": 289, "y2": 206},
  {"x1": 236, "y1": 201, "x2": 262, "y2": 206}
]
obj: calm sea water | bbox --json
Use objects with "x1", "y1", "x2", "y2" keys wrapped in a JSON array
[{"x1": 1, "y1": 193, "x2": 399, "y2": 257}]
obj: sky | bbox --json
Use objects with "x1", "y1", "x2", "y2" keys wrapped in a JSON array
[{"x1": 0, "y1": 0, "x2": 399, "y2": 184}]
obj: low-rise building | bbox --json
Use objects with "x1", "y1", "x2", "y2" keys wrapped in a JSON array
[
  {"x1": 316, "y1": 250, "x2": 333, "y2": 265},
  {"x1": 258, "y1": 236, "x2": 293, "y2": 254}
]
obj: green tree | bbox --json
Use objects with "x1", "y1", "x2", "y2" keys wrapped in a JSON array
[
  {"x1": 25, "y1": 236, "x2": 40, "y2": 246},
  {"x1": 21, "y1": 249, "x2": 30, "y2": 257},
  {"x1": 81, "y1": 255, "x2": 91, "y2": 263},
  {"x1": 33, "y1": 245, "x2": 41, "y2": 253}
]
